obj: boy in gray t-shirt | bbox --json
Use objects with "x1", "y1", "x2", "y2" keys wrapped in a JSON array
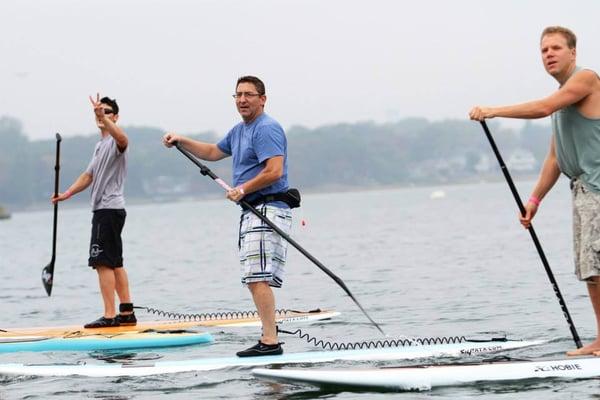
[{"x1": 51, "y1": 94, "x2": 136, "y2": 328}]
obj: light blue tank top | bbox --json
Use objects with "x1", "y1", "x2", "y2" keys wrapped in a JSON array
[{"x1": 552, "y1": 66, "x2": 600, "y2": 193}]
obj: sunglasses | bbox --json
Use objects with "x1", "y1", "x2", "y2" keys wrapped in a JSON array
[{"x1": 102, "y1": 108, "x2": 115, "y2": 115}]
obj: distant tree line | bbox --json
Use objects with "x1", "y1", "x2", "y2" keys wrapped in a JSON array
[{"x1": 0, "y1": 116, "x2": 552, "y2": 210}]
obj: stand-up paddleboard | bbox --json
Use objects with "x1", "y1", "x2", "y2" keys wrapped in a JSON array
[
  {"x1": 0, "y1": 309, "x2": 339, "y2": 339},
  {"x1": 0, "y1": 337, "x2": 543, "y2": 377},
  {"x1": 253, "y1": 355, "x2": 600, "y2": 391},
  {"x1": 0, "y1": 331, "x2": 213, "y2": 353}
]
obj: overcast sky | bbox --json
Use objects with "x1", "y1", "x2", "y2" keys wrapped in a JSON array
[{"x1": 1, "y1": 0, "x2": 599, "y2": 140}]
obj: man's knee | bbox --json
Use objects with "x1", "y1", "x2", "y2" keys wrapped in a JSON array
[
  {"x1": 248, "y1": 281, "x2": 271, "y2": 294},
  {"x1": 95, "y1": 265, "x2": 110, "y2": 273},
  {"x1": 587, "y1": 276, "x2": 600, "y2": 285}
]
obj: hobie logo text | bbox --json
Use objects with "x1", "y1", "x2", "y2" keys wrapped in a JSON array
[{"x1": 534, "y1": 363, "x2": 582, "y2": 372}]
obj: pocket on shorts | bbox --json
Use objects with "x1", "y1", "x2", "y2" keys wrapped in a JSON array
[
  {"x1": 590, "y1": 190, "x2": 600, "y2": 208},
  {"x1": 590, "y1": 239, "x2": 600, "y2": 268},
  {"x1": 591, "y1": 239, "x2": 600, "y2": 255}
]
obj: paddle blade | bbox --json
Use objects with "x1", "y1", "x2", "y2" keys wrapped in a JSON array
[{"x1": 42, "y1": 261, "x2": 54, "y2": 296}]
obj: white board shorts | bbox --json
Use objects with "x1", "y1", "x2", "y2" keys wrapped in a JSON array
[{"x1": 238, "y1": 204, "x2": 292, "y2": 288}]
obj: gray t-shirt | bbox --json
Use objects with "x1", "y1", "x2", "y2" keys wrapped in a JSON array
[{"x1": 85, "y1": 135, "x2": 127, "y2": 211}]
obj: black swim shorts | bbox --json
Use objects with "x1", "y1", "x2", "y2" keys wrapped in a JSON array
[{"x1": 88, "y1": 209, "x2": 126, "y2": 268}]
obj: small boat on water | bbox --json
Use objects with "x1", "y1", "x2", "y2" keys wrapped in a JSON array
[
  {"x1": 429, "y1": 190, "x2": 446, "y2": 200},
  {"x1": 0, "y1": 206, "x2": 10, "y2": 220}
]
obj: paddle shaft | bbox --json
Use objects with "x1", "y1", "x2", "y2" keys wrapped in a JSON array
[
  {"x1": 51, "y1": 134, "x2": 61, "y2": 260},
  {"x1": 43, "y1": 133, "x2": 62, "y2": 296},
  {"x1": 480, "y1": 121, "x2": 581, "y2": 348},
  {"x1": 174, "y1": 142, "x2": 385, "y2": 335}
]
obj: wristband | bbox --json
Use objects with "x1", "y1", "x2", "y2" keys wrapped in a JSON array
[
  {"x1": 64, "y1": 190, "x2": 73, "y2": 199},
  {"x1": 238, "y1": 187, "x2": 245, "y2": 195},
  {"x1": 528, "y1": 195, "x2": 541, "y2": 206}
]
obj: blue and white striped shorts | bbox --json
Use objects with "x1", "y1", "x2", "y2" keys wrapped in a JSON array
[{"x1": 238, "y1": 204, "x2": 292, "y2": 288}]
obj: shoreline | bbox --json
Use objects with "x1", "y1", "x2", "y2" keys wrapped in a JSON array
[{"x1": 7, "y1": 173, "x2": 543, "y2": 214}]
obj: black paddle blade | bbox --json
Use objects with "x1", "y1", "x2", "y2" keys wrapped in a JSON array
[{"x1": 42, "y1": 261, "x2": 54, "y2": 296}]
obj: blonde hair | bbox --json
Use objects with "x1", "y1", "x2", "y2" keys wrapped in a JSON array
[{"x1": 541, "y1": 26, "x2": 577, "y2": 49}]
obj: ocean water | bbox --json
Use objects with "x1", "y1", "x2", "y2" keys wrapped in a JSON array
[{"x1": 1, "y1": 179, "x2": 599, "y2": 399}]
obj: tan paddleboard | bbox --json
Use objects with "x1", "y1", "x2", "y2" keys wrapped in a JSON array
[{"x1": 0, "y1": 309, "x2": 339, "y2": 338}]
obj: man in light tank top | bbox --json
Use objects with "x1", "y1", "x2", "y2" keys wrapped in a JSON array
[
  {"x1": 469, "y1": 26, "x2": 600, "y2": 356},
  {"x1": 51, "y1": 94, "x2": 136, "y2": 329}
]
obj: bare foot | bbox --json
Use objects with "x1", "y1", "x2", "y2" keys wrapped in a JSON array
[{"x1": 566, "y1": 341, "x2": 600, "y2": 356}]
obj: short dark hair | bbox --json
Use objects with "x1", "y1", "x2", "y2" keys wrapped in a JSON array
[
  {"x1": 100, "y1": 96, "x2": 119, "y2": 115},
  {"x1": 236, "y1": 76, "x2": 265, "y2": 95},
  {"x1": 541, "y1": 26, "x2": 577, "y2": 49}
]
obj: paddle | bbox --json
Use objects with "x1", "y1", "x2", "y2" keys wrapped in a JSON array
[
  {"x1": 173, "y1": 142, "x2": 385, "y2": 335},
  {"x1": 479, "y1": 121, "x2": 581, "y2": 348},
  {"x1": 42, "y1": 133, "x2": 62, "y2": 296}
]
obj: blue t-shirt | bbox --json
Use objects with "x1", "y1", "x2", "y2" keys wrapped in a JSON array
[{"x1": 217, "y1": 113, "x2": 289, "y2": 205}]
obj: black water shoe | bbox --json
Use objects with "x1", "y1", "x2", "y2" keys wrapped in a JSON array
[
  {"x1": 84, "y1": 316, "x2": 120, "y2": 329},
  {"x1": 115, "y1": 313, "x2": 137, "y2": 326},
  {"x1": 236, "y1": 341, "x2": 283, "y2": 357}
]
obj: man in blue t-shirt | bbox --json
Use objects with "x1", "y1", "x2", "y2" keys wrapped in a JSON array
[{"x1": 163, "y1": 76, "x2": 292, "y2": 357}]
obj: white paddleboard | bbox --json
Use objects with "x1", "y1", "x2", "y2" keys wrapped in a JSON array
[
  {"x1": 253, "y1": 355, "x2": 600, "y2": 391},
  {"x1": 0, "y1": 337, "x2": 543, "y2": 377}
]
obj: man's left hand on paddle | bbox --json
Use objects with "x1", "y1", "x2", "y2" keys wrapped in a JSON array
[
  {"x1": 469, "y1": 106, "x2": 495, "y2": 121},
  {"x1": 226, "y1": 187, "x2": 245, "y2": 203}
]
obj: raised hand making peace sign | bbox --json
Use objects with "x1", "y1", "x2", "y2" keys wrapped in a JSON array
[{"x1": 89, "y1": 93, "x2": 116, "y2": 129}]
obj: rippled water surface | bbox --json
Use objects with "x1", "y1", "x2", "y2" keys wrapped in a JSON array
[{"x1": 1, "y1": 180, "x2": 599, "y2": 399}]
